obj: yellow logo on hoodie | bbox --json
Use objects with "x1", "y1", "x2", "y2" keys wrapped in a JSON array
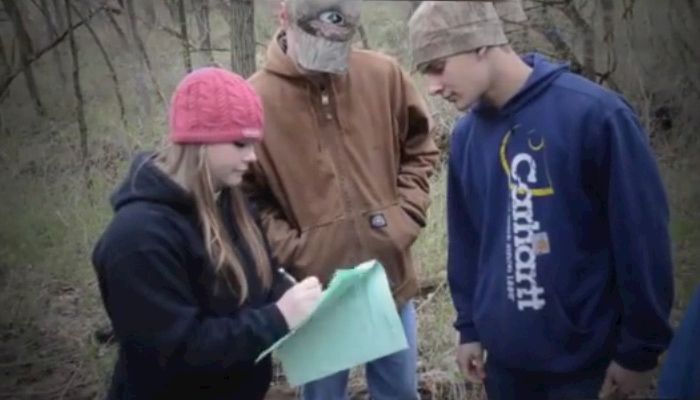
[{"x1": 499, "y1": 126, "x2": 555, "y2": 197}]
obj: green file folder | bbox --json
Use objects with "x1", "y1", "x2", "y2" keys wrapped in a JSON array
[{"x1": 256, "y1": 259, "x2": 408, "y2": 386}]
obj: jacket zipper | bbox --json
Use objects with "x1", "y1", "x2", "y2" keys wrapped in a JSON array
[
  {"x1": 318, "y1": 83, "x2": 366, "y2": 259},
  {"x1": 321, "y1": 91, "x2": 331, "y2": 119}
]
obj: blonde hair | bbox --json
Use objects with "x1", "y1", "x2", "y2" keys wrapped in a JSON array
[{"x1": 155, "y1": 144, "x2": 272, "y2": 303}]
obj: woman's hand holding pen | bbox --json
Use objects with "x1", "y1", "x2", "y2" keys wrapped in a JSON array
[{"x1": 276, "y1": 276, "x2": 322, "y2": 330}]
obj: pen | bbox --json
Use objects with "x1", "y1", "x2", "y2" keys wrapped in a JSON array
[{"x1": 278, "y1": 267, "x2": 298, "y2": 284}]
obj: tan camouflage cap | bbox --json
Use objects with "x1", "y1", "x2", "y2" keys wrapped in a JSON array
[
  {"x1": 409, "y1": 1, "x2": 525, "y2": 72},
  {"x1": 494, "y1": 0, "x2": 527, "y2": 24},
  {"x1": 285, "y1": 0, "x2": 362, "y2": 74}
]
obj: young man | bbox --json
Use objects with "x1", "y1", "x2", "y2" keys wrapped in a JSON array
[
  {"x1": 657, "y1": 285, "x2": 700, "y2": 400},
  {"x1": 408, "y1": 2, "x2": 673, "y2": 399},
  {"x1": 245, "y1": 1, "x2": 439, "y2": 399}
]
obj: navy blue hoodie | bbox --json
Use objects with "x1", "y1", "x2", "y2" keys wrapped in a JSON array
[
  {"x1": 92, "y1": 153, "x2": 291, "y2": 399},
  {"x1": 447, "y1": 53, "x2": 673, "y2": 373}
]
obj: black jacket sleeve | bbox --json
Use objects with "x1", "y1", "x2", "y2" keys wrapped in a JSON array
[
  {"x1": 98, "y1": 229, "x2": 289, "y2": 372},
  {"x1": 246, "y1": 195, "x2": 294, "y2": 302}
]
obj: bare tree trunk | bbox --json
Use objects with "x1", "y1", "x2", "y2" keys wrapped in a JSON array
[
  {"x1": 597, "y1": 0, "x2": 619, "y2": 89},
  {"x1": 71, "y1": 4, "x2": 127, "y2": 126},
  {"x1": 178, "y1": 0, "x2": 192, "y2": 72},
  {"x1": 0, "y1": 4, "x2": 107, "y2": 100},
  {"x1": 165, "y1": 0, "x2": 179, "y2": 24},
  {"x1": 405, "y1": 1, "x2": 421, "y2": 19},
  {"x1": 0, "y1": 36, "x2": 10, "y2": 132},
  {"x1": 687, "y1": 0, "x2": 700, "y2": 20},
  {"x1": 52, "y1": 0, "x2": 66, "y2": 30},
  {"x1": 533, "y1": 25, "x2": 582, "y2": 72},
  {"x1": 0, "y1": 107, "x2": 7, "y2": 137},
  {"x1": 143, "y1": 0, "x2": 156, "y2": 30},
  {"x1": 600, "y1": 0, "x2": 615, "y2": 43},
  {"x1": 561, "y1": 2, "x2": 596, "y2": 80},
  {"x1": 358, "y1": 24, "x2": 370, "y2": 49},
  {"x1": 0, "y1": 35, "x2": 9, "y2": 76},
  {"x1": 2, "y1": 0, "x2": 45, "y2": 116},
  {"x1": 229, "y1": 0, "x2": 255, "y2": 77},
  {"x1": 582, "y1": 31, "x2": 596, "y2": 82},
  {"x1": 9, "y1": 38, "x2": 17, "y2": 68},
  {"x1": 195, "y1": 0, "x2": 214, "y2": 64},
  {"x1": 38, "y1": 0, "x2": 67, "y2": 85},
  {"x1": 106, "y1": 9, "x2": 130, "y2": 48},
  {"x1": 666, "y1": 4, "x2": 699, "y2": 80},
  {"x1": 65, "y1": 0, "x2": 88, "y2": 162},
  {"x1": 125, "y1": 0, "x2": 165, "y2": 107}
]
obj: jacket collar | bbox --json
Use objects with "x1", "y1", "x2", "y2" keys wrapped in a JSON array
[{"x1": 263, "y1": 29, "x2": 308, "y2": 79}]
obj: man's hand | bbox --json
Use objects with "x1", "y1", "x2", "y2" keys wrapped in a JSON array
[
  {"x1": 456, "y1": 342, "x2": 486, "y2": 384},
  {"x1": 599, "y1": 361, "x2": 653, "y2": 399}
]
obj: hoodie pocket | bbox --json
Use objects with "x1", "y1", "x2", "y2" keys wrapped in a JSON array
[
  {"x1": 545, "y1": 287, "x2": 594, "y2": 354},
  {"x1": 473, "y1": 259, "x2": 595, "y2": 370},
  {"x1": 363, "y1": 203, "x2": 420, "y2": 254},
  {"x1": 290, "y1": 218, "x2": 361, "y2": 285},
  {"x1": 549, "y1": 289, "x2": 592, "y2": 335},
  {"x1": 360, "y1": 203, "x2": 420, "y2": 291}
]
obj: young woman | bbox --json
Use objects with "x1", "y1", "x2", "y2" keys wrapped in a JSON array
[{"x1": 92, "y1": 67, "x2": 322, "y2": 400}]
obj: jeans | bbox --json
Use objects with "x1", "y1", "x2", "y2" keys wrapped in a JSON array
[
  {"x1": 484, "y1": 357, "x2": 607, "y2": 400},
  {"x1": 300, "y1": 301, "x2": 419, "y2": 400}
]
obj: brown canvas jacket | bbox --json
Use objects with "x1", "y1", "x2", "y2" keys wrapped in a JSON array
[{"x1": 246, "y1": 33, "x2": 439, "y2": 305}]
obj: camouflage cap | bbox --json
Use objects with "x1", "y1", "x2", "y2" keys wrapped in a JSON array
[
  {"x1": 285, "y1": 0, "x2": 361, "y2": 74},
  {"x1": 493, "y1": 0, "x2": 527, "y2": 24},
  {"x1": 409, "y1": 1, "x2": 524, "y2": 72}
]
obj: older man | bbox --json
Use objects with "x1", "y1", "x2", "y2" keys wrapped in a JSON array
[{"x1": 245, "y1": 1, "x2": 439, "y2": 399}]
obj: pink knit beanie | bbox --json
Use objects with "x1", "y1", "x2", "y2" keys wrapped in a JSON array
[{"x1": 168, "y1": 67, "x2": 263, "y2": 144}]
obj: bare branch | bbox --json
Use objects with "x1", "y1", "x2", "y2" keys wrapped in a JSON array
[
  {"x1": 501, "y1": 15, "x2": 584, "y2": 72},
  {"x1": 192, "y1": 41, "x2": 266, "y2": 52},
  {"x1": 177, "y1": 0, "x2": 192, "y2": 72},
  {"x1": 688, "y1": 0, "x2": 700, "y2": 20},
  {"x1": 71, "y1": 3, "x2": 127, "y2": 125},
  {"x1": 52, "y1": 0, "x2": 66, "y2": 30},
  {"x1": 164, "y1": 0, "x2": 178, "y2": 25},
  {"x1": 358, "y1": 24, "x2": 370, "y2": 49},
  {"x1": 125, "y1": 0, "x2": 166, "y2": 104},
  {"x1": 0, "y1": 3, "x2": 109, "y2": 100},
  {"x1": 65, "y1": 0, "x2": 89, "y2": 161},
  {"x1": 559, "y1": 1, "x2": 596, "y2": 80},
  {"x1": 28, "y1": 0, "x2": 48, "y2": 21},
  {"x1": 34, "y1": 0, "x2": 68, "y2": 84},
  {"x1": 0, "y1": 35, "x2": 9, "y2": 76},
  {"x1": 9, "y1": 37, "x2": 17, "y2": 69},
  {"x1": 228, "y1": 0, "x2": 255, "y2": 77},
  {"x1": 106, "y1": 7, "x2": 129, "y2": 48},
  {"x1": 599, "y1": 0, "x2": 615, "y2": 43},
  {"x1": 194, "y1": 0, "x2": 215, "y2": 64},
  {"x1": 1, "y1": 0, "x2": 45, "y2": 115}
]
